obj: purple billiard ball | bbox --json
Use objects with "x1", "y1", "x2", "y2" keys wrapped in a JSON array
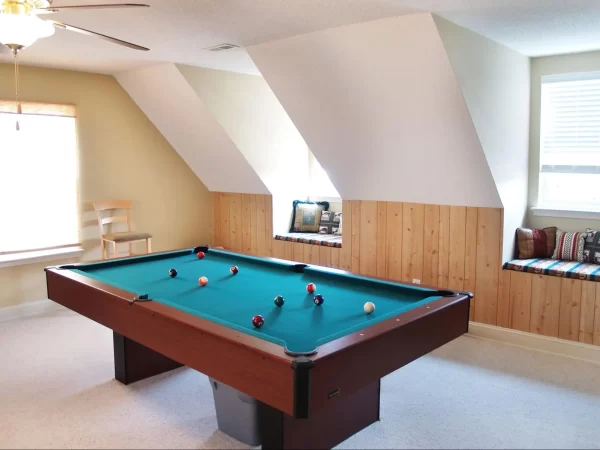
[{"x1": 313, "y1": 294, "x2": 324, "y2": 306}]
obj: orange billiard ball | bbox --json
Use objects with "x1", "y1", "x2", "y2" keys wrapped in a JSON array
[
  {"x1": 306, "y1": 283, "x2": 317, "y2": 293},
  {"x1": 198, "y1": 276, "x2": 208, "y2": 286},
  {"x1": 197, "y1": 251, "x2": 205, "y2": 259}
]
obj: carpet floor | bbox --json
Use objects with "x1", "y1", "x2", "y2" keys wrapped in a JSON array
[{"x1": 1, "y1": 308, "x2": 600, "y2": 449}]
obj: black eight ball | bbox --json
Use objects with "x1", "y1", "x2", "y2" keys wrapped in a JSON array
[
  {"x1": 168, "y1": 268, "x2": 178, "y2": 278},
  {"x1": 274, "y1": 295, "x2": 285, "y2": 307}
]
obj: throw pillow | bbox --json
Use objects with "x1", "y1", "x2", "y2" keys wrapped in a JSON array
[
  {"x1": 332, "y1": 212, "x2": 342, "y2": 236},
  {"x1": 552, "y1": 230, "x2": 587, "y2": 262},
  {"x1": 583, "y1": 229, "x2": 600, "y2": 264},
  {"x1": 515, "y1": 227, "x2": 557, "y2": 259},
  {"x1": 318, "y1": 211, "x2": 343, "y2": 234},
  {"x1": 290, "y1": 200, "x2": 329, "y2": 233}
]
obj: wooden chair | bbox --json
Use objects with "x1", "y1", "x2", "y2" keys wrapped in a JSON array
[{"x1": 93, "y1": 200, "x2": 152, "y2": 259}]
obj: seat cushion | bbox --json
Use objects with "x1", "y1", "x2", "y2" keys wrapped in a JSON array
[
  {"x1": 103, "y1": 231, "x2": 152, "y2": 242},
  {"x1": 504, "y1": 258, "x2": 600, "y2": 282},
  {"x1": 275, "y1": 233, "x2": 342, "y2": 248}
]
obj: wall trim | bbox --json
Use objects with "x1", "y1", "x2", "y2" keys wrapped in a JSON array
[
  {"x1": 0, "y1": 299, "x2": 65, "y2": 323},
  {"x1": 468, "y1": 322, "x2": 600, "y2": 366}
]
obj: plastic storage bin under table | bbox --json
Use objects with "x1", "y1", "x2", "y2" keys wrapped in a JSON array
[{"x1": 209, "y1": 377, "x2": 261, "y2": 446}]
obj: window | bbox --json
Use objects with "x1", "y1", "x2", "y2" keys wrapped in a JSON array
[
  {"x1": 0, "y1": 101, "x2": 79, "y2": 255},
  {"x1": 307, "y1": 151, "x2": 340, "y2": 200},
  {"x1": 538, "y1": 72, "x2": 600, "y2": 212}
]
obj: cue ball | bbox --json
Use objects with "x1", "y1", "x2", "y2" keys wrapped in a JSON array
[
  {"x1": 252, "y1": 315, "x2": 265, "y2": 328},
  {"x1": 364, "y1": 302, "x2": 375, "y2": 314},
  {"x1": 313, "y1": 294, "x2": 324, "y2": 306},
  {"x1": 230, "y1": 265, "x2": 239, "y2": 275},
  {"x1": 198, "y1": 276, "x2": 208, "y2": 286},
  {"x1": 274, "y1": 295, "x2": 285, "y2": 307},
  {"x1": 197, "y1": 251, "x2": 205, "y2": 259},
  {"x1": 306, "y1": 283, "x2": 317, "y2": 293},
  {"x1": 168, "y1": 268, "x2": 178, "y2": 278}
]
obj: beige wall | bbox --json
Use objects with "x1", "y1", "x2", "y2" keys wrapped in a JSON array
[
  {"x1": 435, "y1": 16, "x2": 531, "y2": 262},
  {"x1": 528, "y1": 51, "x2": 600, "y2": 231},
  {"x1": 0, "y1": 64, "x2": 211, "y2": 308}
]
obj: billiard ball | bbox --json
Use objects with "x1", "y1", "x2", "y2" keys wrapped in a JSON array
[
  {"x1": 364, "y1": 302, "x2": 375, "y2": 314},
  {"x1": 168, "y1": 268, "x2": 178, "y2": 278},
  {"x1": 197, "y1": 251, "x2": 205, "y2": 259},
  {"x1": 252, "y1": 315, "x2": 265, "y2": 328},
  {"x1": 274, "y1": 295, "x2": 284, "y2": 307},
  {"x1": 306, "y1": 283, "x2": 317, "y2": 293},
  {"x1": 198, "y1": 276, "x2": 208, "y2": 286},
  {"x1": 230, "y1": 265, "x2": 239, "y2": 275},
  {"x1": 313, "y1": 294, "x2": 324, "y2": 306}
]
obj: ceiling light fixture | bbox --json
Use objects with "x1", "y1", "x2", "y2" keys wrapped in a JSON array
[{"x1": 0, "y1": 11, "x2": 55, "y2": 50}]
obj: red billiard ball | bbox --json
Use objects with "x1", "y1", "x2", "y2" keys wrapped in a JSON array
[
  {"x1": 306, "y1": 283, "x2": 317, "y2": 293},
  {"x1": 230, "y1": 265, "x2": 239, "y2": 275},
  {"x1": 197, "y1": 251, "x2": 205, "y2": 259},
  {"x1": 252, "y1": 315, "x2": 264, "y2": 328},
  {"x1": 313, "y1": 294, "x2": 324, "y2": 306},
  {"x1": 198, "y1": 276, "x2": 208, "y2": 286}
]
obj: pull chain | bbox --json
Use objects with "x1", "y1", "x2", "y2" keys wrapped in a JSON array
[{"x1": 13, "y1": 49, "x2": 21, "y2": 131}]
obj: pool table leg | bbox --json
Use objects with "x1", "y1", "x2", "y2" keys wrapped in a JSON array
[
  {"x1": 113, "y1": 332, "x2": 183, "y2": 385},
  {"x1": 259, "y1": 379, "x2": 380, "y2": 449}
]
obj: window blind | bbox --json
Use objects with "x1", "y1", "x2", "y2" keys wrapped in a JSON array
[
  {"x1": 539, "y1": 73, "x2": 600, "y2": 210},
  {"x1": 0, "y1": 101, "x2": 79, "y2": 254}
]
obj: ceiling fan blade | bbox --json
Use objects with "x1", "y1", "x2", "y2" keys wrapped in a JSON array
[
  {"x1": 36, "y1": 4, "x2": 149, "y2": 15},
  {"x1": 51, "y1": 20, "x2": 149, "y2": 51}
]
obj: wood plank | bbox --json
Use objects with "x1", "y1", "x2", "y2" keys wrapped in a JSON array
[
  {"x1": 437, "y1": 205, "x2": 450, "y2": 288},
  {"x1": 256, "y1": 195, "x2": 266, "y2": 256},
  {"x1": 385, "y1": 202, "x2": 403, "y2": 281},
  {"x1": 464, "y1": 207, "x2": 478, "y2": 322},
  {"x1": 241, "y1": 194, "x2": 252, "y2": 254},
  {"x1": 331, "y1": 248, "x2": 340, "y2": 269},
  {"x1": 264, "y1": 195, "x2": 273, "y2": 257},
  {"x1": 376, "y1": 202, "x2": 387, "y2": 278},
  {"x1": 250, "y1": 195, "x2": 258, "y2": 255},
  {"x1": 304, "y1": 244, "x2": 320, "y2": 266},
  {"x1": 359, "y1": 201, "x2": 378, "y2": 277},
  {"x1": 496, "y1": 269, "x2": 511, "y2": 328},
  {"x1": 272, "y1": 239, "x2": 286, "y2": 260},
  {"x1": 594, "y1": 286, "x2": 600, "y2": 346},
  {"x1": 351, "y1": 200, "x2": 361, "y2": 273},
  {"x1": 422, "y1": 204, "x2": 439, "y2": 287},
  {"x1": 229, "y1": 193, "x2": 242, "y2": 252},
  {"x1": 579, "y1": 281, "x2": 596, "y2": 344},
  {"x1": 529, "y1": 275, "x2": 561, "y2": 337},
  {"x1": 218, "y1": 193, "x2": 230, "y2": 250},
  {"x1": 208, "y1": 192, "x2": 215, "y2": 246},
  {"x1": 448, "y1": 206, "x2": 467, "y2": 291},
  {"x1": 401, "y1": 203, "x2": 424, "y2": 283},
  {"x1": 509, "y1": 271, "x2": 532, "y2": 332},
  {"x1": 559, "y1": 278, "x2": 582, "y2": 342},
  {"x1": 284, "y1": 241, "x2": 294, "y2": 262},
  {"x1": 293, "y1": 242, "x2": 304, "y2": 264},
  {"x1": 340, "y1": 200, "x2": 352, "y2": 271},
  {"x1": 473, "y1": 208, "x2": 502, "y2": 325},
  {"x1": 212, "y1": 192, "x2": 221, "y2": 248},
  {"x1": 319, "y1": 246, "x2": 332, "y2": 268}
]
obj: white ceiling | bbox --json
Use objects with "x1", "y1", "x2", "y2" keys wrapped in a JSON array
[{"x1": 2, "y1": 0, "x2": 600, "y2": 75}]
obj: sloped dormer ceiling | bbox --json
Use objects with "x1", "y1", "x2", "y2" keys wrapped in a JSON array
[
  {"x1": 248, "y1": 12, "x2": 502, "y2": 207},
  {"x1": 116, "y1": 64, "x2": 269, "y2": 195}
]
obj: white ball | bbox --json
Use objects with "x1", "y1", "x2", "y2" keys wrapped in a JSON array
[{"x1": 364, "y1": 302, "x2": 375, "y2": 314}]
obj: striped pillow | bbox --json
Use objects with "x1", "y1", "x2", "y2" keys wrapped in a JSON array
[{"x1": 552, "y1": 231, "x2": 587, "y2": 262}]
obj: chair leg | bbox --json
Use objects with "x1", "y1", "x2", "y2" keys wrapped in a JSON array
[
  {"x1": 113, "y1": 241, "x2": 118, "y2": 259},
  {"x1": 146, "y1": 238, "x2": 152, "y2": 254}
]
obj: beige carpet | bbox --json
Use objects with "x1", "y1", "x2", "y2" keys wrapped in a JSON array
[{"x1": 1, "y1": 308, "x2": 600, "y2": 449}]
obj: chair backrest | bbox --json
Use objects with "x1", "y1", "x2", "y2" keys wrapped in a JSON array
[{"x1": 93, "y1": 200, "x2": 132, "y2": 237}]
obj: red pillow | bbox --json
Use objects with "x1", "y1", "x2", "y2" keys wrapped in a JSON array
[{"x1": 516, "y1": 227, "x2": 557, "y2": 259}]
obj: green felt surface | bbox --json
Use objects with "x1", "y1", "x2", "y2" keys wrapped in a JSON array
[{"x1": 71, "y1": 249, "x2": 443, "y2": 354}]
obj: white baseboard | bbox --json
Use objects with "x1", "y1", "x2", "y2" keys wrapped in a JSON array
[
  {"x1": 468, "y1": 322, "x2": 600, "y2": 366},
  {"x1": 0, "y1": 299, "x2": 65, "y2": 323}
]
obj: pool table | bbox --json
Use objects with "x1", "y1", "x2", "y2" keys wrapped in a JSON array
[{"x1": 46, "y1": 246, "x2": 472, "y2": 449}]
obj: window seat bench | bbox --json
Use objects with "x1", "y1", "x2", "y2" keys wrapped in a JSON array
[
  {"x1": 274, "y1": 232, "x2": 342, "y2": 248},
  {"x1": 504, "y1": 258, "x2": 600, "y2": 282}
]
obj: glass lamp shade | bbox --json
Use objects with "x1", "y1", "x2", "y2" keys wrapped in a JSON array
[{"x1": 0, "y1": 14, "x2": 55, "y2": 48}]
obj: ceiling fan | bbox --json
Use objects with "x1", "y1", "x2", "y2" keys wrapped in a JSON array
[{"x1": 0, "y1": 1, "x2": 149, "y2": 130}]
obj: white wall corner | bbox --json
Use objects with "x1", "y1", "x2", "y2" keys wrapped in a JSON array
[{"x1": 115, "y1": 63, "x2": 270, "y2": 195}]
